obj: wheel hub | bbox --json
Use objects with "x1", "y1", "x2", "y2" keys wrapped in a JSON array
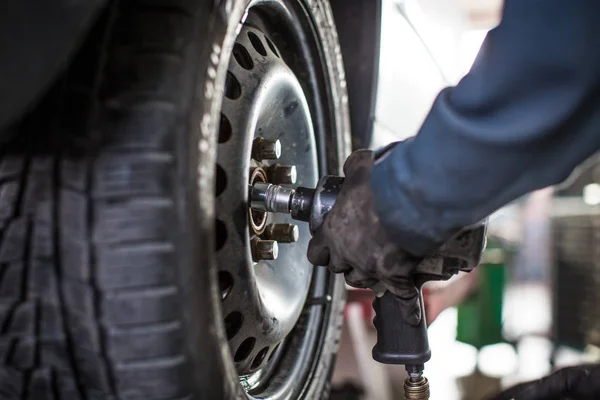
[
  {"x1": 215, "y1": 25, "x2": 318, "y2": 375},
  {"x1": 249, "y1": 166, "x2": 269, "y2": 235}
]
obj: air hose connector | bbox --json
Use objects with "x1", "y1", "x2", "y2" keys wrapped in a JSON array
[{"x1": 403, "y1": 375, "x2": 430, "y2": 400}]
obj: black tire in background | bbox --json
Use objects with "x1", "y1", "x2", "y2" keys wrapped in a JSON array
[{"x1": 0, "y1": 0, "x2": 350, "y2": 399}]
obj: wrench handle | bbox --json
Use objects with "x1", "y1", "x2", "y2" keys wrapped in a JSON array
[{"x1": 372, "y1": 290, "x2": 431, "y2": 366}]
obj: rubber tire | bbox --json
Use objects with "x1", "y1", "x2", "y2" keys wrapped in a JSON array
[{"x1": 0, "y1": 0, "x2": 349, "y2": 399}]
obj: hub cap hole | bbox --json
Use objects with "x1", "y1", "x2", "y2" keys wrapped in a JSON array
[
  {"x1": 269, "y1": 343, "x2": 280, "y2": 362},
  {"x1": 235, "y1": 337, "x2": 256, "y2": 363},
  {"x1": 265, "y1": 36, "x2": 280, "y2": 58},
  {"x1": 216, "y1": 164, "x2": 227, "y2": 196},
  {"x1": 225, "y1": 311, "x2": 243, "y2": 340},
  {"x1": 248, "y1": 32, "x2": 267, "y2": 56},
  {"x1": 219, "y1": 271, "x2": 233, "y2": 300},
  {"x1": 224, "y1": 71, "x2": 241, "y2": 99},
  {"x1": 233, "y1": 43, "x2": 254, "y2": 70},
  {"x1": 219, "y1": 113, "x2": 232, "y2": 143},
  {"x1": 252, "y1": 346, "x2": 270, "y2": 370},
  {"x1": 215, "y1": 219, "x2": 227, "y2": 251}
]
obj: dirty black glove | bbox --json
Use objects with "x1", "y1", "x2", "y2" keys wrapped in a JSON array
[
  {"x1": 487, "y1": 364, "x2": 600, "y2": 400},
  {"x1": 307, "y1": 150, "x2": 423, "y2": 325}
]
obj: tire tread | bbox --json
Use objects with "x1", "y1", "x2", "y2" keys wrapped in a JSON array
[{"x1": 0, "y1": 0, "x2": 350, "y2": 398}]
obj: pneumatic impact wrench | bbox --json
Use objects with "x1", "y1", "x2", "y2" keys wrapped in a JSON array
[{"x1": 250, "y1": 175, "x2": 487, "y2": 400}]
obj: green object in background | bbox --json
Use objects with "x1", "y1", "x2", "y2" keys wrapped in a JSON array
[{"x1": 456, "y1": 237, "x2": 508, "y2": 349}]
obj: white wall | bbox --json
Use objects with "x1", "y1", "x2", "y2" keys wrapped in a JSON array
[
  {"x1": 415, "y1": 0, "x2": 469, "y2": 83},
  {"x1": 370, "y1": 0, "x2": 499, "y2": 148}
]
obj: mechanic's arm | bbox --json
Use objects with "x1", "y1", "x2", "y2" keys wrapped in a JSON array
[{"x1": 372, "y1": 0, "x2": 600, "y2": 256}]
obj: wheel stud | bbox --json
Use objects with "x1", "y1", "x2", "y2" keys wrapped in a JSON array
[
  {"x1": 251, "y1": 238, "x2": 279, "y2": 261},
  {"x1": 252, "y1": 137, "x2": 281, "y2": 161},
  {"x1": 264, "y1": 224, "x2": 299, "y2": 243},
  {"x1": 268, "y1": 164, "x2": 297, "y2": 185}
]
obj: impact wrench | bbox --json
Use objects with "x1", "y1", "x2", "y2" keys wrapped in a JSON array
[{"x1": 250, "y1": 176, "x2": 487, "y2": 400}]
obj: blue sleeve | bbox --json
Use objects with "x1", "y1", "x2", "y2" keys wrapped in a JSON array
[{"x1": 371, "y1": 0, "x2": 600, "y2": 256}]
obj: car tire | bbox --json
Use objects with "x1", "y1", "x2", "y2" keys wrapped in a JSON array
[{"x1": 0, "y1": 0, "x2": 350, "y2": 399}]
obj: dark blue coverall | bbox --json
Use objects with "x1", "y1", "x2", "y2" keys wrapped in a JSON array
[{"x1": 371, "y1": 0, "x2": 600, "y2": 256}]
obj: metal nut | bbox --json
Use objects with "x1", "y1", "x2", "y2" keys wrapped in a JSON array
[
  {"x1": 252, "y1": 137, "x2": 281, "y2": 161},
  {"x1": 264, "y1": 224, "x2": 299, "y2": 243},
  {"x1": 251, "y1": 238, "x2": 279, "y2": 261},
  {"x1": 268, "y1": 164, "x2": 297, "y2": 184}
]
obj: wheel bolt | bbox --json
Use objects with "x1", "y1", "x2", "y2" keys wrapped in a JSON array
[
  {"x1": 268, "y1": 164, "x2": 297, "y2": 185},
  {"x1": 264, "y1": 224, "x2": 299, "y2": 243},
  {"x1": 252, "y1": 137, "x2": 281, "y2": 161},
  {"x1": 251, "y1": 238, "x2": 279, "y2": 261}
]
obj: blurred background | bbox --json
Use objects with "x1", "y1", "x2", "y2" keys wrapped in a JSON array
[{"x1": 330, "y1": 0, "x2": 600, "y2": 398}]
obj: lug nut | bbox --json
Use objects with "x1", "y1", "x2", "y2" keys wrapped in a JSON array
[
  {"x1": 268, "y1": 164, "x2": 297, "y2": 184},
  {"x1": 264, "y1": 224, "x2": 299, "y2": 243},
  {"x1": 251, "y1": 238, "x2": 279, "y2": 261},
  {"x1": 252, "y1": 137, "x2": 281, "y2": 161}
]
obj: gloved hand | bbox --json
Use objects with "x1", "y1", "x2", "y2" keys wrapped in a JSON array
[
  {"x1": 307, "y1": 150, "x2": 423, "y2": 325},
  {"x1": 487, "y1": 364, "x2": 600, "y2": 400}
]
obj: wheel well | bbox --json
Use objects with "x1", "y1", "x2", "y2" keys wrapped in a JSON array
[
  {"x1": 330, "y1": 0, "x2": 382, "y2": 150},
  {"x1": 0, "y1": 1, "x2": 107, "y2": 134}
]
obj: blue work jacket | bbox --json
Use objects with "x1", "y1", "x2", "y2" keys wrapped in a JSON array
[{"x1": 371, "y1": 0, "x2": 600, "y2": 256}]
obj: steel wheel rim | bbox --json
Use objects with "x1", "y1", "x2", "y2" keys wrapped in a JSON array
[
  {"x1": 214, "y1": 1, "x2": 344, "y2": 396},
  {"x1": 216, "y1": 22, "x2": 318, "y2": 374}
]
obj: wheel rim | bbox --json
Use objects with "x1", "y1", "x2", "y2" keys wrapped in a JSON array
[
  {"x1": 216, "y1": 23, "x2": 318, "y2": 374},
  {"x1": 214, "y1": 1, "x2": 345, "y2": 396}
]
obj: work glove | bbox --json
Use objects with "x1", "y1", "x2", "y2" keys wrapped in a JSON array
[
  {"x1": 307, "y1": 149, "x2": 423, "y2": 325},
  {"x1": 487, "y1": 363, "x2": 600, "y2": 400}
]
